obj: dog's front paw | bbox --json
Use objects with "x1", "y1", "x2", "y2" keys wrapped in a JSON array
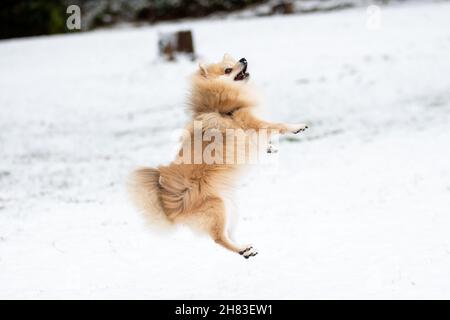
[
  {"x1": 289, "y1": 123, "x2": 308, "y2": 134},
  {"x1": 239, "y1": 246, "x2": 258, "y2": 259},
  {"x1": 267, "y1": 145, "x2": 278, "y2": 154}
]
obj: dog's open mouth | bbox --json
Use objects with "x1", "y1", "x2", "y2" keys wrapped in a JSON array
[{"x1": 234, "y1": 63, "x2": 249, "y2": 81}]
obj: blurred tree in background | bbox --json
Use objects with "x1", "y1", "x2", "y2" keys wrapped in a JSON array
[
  {"x1": 91, "y1": 0, "x2": 268, "y2": 27},
  {"x1": 0, "y1": 0, "x2": 403, "y2": 40},
  {"x1": 146, "y1": 0, "x2": 268, "y2": 20},
  {"x1": 0, "y1": 0, "x2": 268, "y2": 39},
  {"x1": 0, "y1": 0, "x2": 67, "y2": 39}
]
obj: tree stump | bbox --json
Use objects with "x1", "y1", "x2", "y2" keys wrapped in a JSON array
[
  {"x1": 272, "y1": 1, "x2": 294, "y2": 15},
  {"x1": 158, "y1": 30, "x2": 195, "y2": 61}
]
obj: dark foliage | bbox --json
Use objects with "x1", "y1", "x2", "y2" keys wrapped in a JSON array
[
  {"x1": 92, "y1": 0, "x2": 268, "y2": 27},
  {"x1": 138, "y1": 0, "x2": 267, "y2": 22},
  {"x1": 0, "y1": 0, "x2": 67, "y2": 40}
]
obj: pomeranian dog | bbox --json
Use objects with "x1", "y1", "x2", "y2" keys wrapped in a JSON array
[{"x1": 130, "y1": 54, "x2": 307, "y2": 259}]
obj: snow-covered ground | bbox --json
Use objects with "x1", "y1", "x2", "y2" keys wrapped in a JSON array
[{"x1": 1, "y1": 1, "x2": 450, "y2": 299}]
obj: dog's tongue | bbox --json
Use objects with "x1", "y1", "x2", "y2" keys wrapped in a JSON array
[
  {"x1": 235, "y1": 72, "x2": 244, "y2": 81},
  {"x1": 235, "y1": 64, "x2": 248, "y2": 81}
]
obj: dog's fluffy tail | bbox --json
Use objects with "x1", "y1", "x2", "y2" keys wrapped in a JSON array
[{"x1": 128, "y1": 167, "x2": 173, "y2": 232}]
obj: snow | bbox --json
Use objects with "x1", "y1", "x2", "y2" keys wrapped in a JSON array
[{"x1": 1, "y1": 1, "x2": 450, "y2": 299}]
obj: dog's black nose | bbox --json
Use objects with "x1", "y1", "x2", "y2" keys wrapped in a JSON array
[{"x1": 239, "y1": 58, "x2": 247, "y2": 65}]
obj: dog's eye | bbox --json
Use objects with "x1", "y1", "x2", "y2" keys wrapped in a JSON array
[
  {"x1": 224, "y1": 68, "x2": 232, "y2": 74},
  {"x1": 225, "y1": 109, "x2": 236, "y2": 117}
]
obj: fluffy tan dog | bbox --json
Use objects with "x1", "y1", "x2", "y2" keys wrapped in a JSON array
[{"x1": 130, "y1": 54, "x2": 307, "y2": 258}]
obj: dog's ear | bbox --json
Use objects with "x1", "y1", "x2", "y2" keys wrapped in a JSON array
[
  {"x1": 199, "y1": 63, "x2": 208, "y2": 77},
  {"x1": 223, "y1": 53, "x2": 233, "y2": 62}
]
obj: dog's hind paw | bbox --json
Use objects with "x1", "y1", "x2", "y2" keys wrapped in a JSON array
[
  {"x1": 291, "y1": 123, "x2": 308, "y2": 134},
  {"x1": 239, "y1": 246, "x2": 258, "y2": 259},
  {"x1": 267, "y1": 145, "x2": 278, "y2": 154}
]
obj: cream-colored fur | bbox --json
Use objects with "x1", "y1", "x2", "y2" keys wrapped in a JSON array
[{"x1": 129, "y1": 54, "x2": 307, "y2": 258}]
